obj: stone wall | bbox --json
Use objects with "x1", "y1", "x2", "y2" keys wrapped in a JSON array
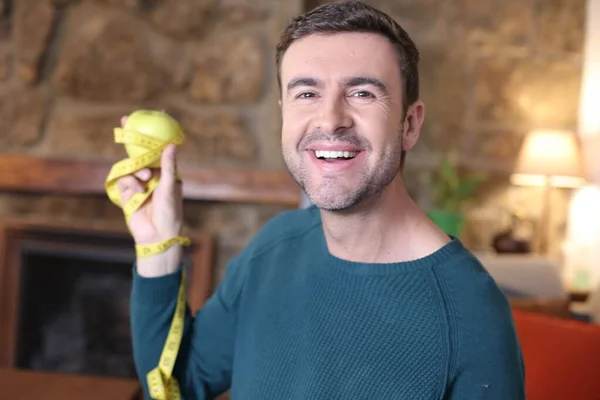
[
  {"x1": 1, "y1": 0, "x2": 303, "y2": 169},
  {"x1": 0, "y1": 0, "x2": 588, "y2": 281},
  {"x1": 309, "y1": 0, "x2": 587, "y2": 255},
  {"x1": 0, "y1": 0, "x2": 302, "y2": 282}
]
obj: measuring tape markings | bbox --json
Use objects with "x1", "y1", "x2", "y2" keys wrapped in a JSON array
[{"x1": 105, "y1": 120, "x2": 190, "y2": 400}]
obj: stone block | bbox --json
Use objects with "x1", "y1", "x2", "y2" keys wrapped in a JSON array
[
  {"x1": 146, "y1": 31, "x2": 191, "y2": 89},
  {"x1": 43, "y1": 108, "x2": 129, "y2": 159},
  {"x1": 51, "y1": 2, "x2": 161, "y2": 101},
  {"x1": 215, "y1": 0, "x2": 269, "y2": 25},
  {"x1": 14, "y1": 0, "x2": 56, "y2": 84},
  {"x1": 0, "y1": 88, "x2": 47, "y2": 148},
  {"x1": 418, "y1": 42, "x2": 469, "y2": 153},
  {"x1": 0, "y1": 2, "x2": 9, "y2": 41},
  {"x1": 401, "y1": 166, "x2": 433, "y2": 206},
  {"x1": 536, "y1": 0, "x2": 586, "y2": 53},
  {"x1": 473, "y1": 55, "x2": 582, "y2": 128},
  {"x1": 141, "y1": 0, "x2": 216, "y2": 39},
  {"x1": 447, "y1": 0, "x2": 533, "y2": 48},
  {"x1": 43, "y1": 105, "x2": 257, "y2": 165},
  {"x1": 0, "y1": 193, "x2": 126, "y2": 225},
  {"x1": 469, "y1": 127, "x2": 526, "y2": 169},
  {"x1": 169, "y1": 108, "x2": 258, "y2": 165},
  {"x1": 184, "y1": 203, "x2": 263, "y2": 245},
  {"x1": 364, "y1": 0, "x2": 447, "y2": 41},
  {"x1": 188, "y1": 32, "x2": 265, "y2": 104},
  {"x1": 51, "y1": 0, "x2": 81, "y2": 5},
  {"x1": 90, "y1": 0, "x2": 138, "y2": 8},
  {"x1": 0, "y1": 44, "x2": 10, "y2": 81}
]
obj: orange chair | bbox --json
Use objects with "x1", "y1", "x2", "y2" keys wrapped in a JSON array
[{"x1": 512, "y1": 308, "x2": 600, "y2": 400}]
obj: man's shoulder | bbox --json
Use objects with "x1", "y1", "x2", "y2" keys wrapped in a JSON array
[
  {"x1": 434, "y1": 245, "x2": 516, "y2": 333},
  {"x1": 242, "y1": 205, "x2": 322, "y2": 259},
  {"x1": 433, "y1": 245, "x2": 524, "y2": 391},
  {"x1": 219, "y1": 206, "x2": 321, "y2": 298}
]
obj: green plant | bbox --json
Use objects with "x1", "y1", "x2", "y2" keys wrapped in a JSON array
[{"x1": 431, "y1": 156, "x2": 487, "y2": 213}]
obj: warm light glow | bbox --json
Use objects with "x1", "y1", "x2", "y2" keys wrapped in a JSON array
[
  {"x1": 578, "y1": 0, "x2": 600, "y2": 139},
  {"x1": 512, "y1": 130, "x2": 584, "y2": 188},
  {"x1": 562, "y1": 185, "x2": 600, "y2": 290},
  {"x1": 578, "y1": 0, "x2": 600, "y2": 185},
  {"x1": 563, "y1": 0, "x2": 600, "y2": 291},
  {"x1": 510, "y1": 174, "x2": 586, "y2": 188}
]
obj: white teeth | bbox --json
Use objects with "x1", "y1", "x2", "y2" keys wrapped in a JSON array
[{"x1": 315, "y1": 150, "x2": 358, "y2": 159}]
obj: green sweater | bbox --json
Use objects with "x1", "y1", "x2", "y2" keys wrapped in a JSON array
[{"x1": 131, "y1": 206, "x2": 525, "y2": 399}]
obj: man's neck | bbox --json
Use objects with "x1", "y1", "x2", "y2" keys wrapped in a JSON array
[{"x1": 320, "y1": 177, "x2": 451, "y2": 264}]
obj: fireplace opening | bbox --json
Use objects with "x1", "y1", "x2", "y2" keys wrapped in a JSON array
[
  {"x1": 0, "y1": 220, "x2": 215, "y2": 377},
  {"x1": 13, "y1": 236, "x2": 138, "y2": 379},
  {"x1": 2, "y1": 227, "x2": 136, "y2": 378}
]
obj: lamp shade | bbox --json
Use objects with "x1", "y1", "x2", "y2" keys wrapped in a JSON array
[{"x1": 512, "y1": 130, "x2": 585, "y2": 188}]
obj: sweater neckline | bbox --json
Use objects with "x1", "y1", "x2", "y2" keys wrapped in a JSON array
[{"x1": 316, "y1": 222, "x2": 466, "y2": 276}]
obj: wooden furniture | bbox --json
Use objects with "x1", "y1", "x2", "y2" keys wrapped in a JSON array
[
  {"x1": 509, "y1": 296, "x2": 572, "y2": 319},
  {"x1": 0, "y1": 367, "x2": 142, "y2": 400},
  {"x1": 569, "y1": 290, "x2": 590, "y2": 303}
]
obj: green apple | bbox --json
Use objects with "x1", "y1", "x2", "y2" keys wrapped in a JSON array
[{"x1": 123, "y1": 109, "x2": 182, "y2": 168}]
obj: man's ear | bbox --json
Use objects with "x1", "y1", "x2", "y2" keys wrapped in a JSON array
[{"x1": 401, "y1": 100, "x2": 425, "y2": 151}]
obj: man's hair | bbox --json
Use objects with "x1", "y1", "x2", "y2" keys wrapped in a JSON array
[{"x1": 275, "y1": 0, "x2": 420, "y2": 111}]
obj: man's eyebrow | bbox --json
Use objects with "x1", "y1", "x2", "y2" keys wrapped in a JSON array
[
  {"x1": 286, "y1": 77, "x2": 322, "y2": 92},
  {"x1": 342, "y1": 76, "x2": 389, "y2": 95}
]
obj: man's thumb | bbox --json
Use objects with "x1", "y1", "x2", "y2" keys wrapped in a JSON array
[{"x1": 160, "y1": 144, "x2": 177, "y2": 189}]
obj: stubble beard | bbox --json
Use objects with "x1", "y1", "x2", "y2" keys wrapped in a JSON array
[{"x1": 282, "y1": 141, "x2": 403, "y2": 213}]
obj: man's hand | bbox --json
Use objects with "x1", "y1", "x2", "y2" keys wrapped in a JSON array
[{"x1": 116, "y1": 116, "x2": 184, "y2": 277}]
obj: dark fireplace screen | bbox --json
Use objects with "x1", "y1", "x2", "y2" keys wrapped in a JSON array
[{"x1": 13, "y1": 237, "x2": 137, "y2": 379}]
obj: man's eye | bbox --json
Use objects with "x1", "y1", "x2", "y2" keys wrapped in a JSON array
[
  {"x1": 352, "y1": 91, "x2": 374, "y2": 98},
  {"x1": 297, "y1": 92, "x2": 317, "y2": 99}
]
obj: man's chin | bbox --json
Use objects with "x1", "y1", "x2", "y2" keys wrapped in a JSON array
[{"x1": 304, "y1": 189, "x2": 362, "y2": 213}]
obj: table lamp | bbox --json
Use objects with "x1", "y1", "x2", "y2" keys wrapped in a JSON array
[{"x1": 510, "y1": 129, "x2": 585, "y2": 254}]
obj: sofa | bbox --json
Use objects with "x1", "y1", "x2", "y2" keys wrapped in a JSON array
[{"x1": 512, "y1": 308, "x2": 600, "y2": 400}]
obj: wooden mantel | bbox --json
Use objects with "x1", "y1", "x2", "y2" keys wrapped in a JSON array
[{"x1": 0, "y1": 154, "x2": 301, "y2": 206}]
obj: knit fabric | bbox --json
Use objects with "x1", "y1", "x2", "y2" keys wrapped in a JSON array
[{"x1": 131, "y1": 206, "x2": 525, "y2": 399}]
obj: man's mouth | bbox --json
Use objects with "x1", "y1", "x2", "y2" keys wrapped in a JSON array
[{"x1": 314, "y1": 150, "x2": 359, "y2": 161}]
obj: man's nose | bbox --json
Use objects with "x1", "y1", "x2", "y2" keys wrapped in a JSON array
[{"x1": 313, "y1": 95, "x2": 353, "y2": 135}]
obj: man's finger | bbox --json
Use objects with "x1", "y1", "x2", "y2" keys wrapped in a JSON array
[
  {"x1": 121, "y1": 115, "x2": 128, "y2": 127},
  {"x1": 159, "y1": 144, "x2": 177, "y2": 191},
  {"x1": 117, "y1": 175, "x2": 144, "y2": 204},
  {"x1": 133, "y1": 168, "x2": 152, "y2": 181}
]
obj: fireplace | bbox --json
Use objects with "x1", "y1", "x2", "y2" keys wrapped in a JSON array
[
  {"x1": 0, "y1": 219, "x2": 215, "y2": 378},
  {"x1": 15, "y1": 240, "x2": 136, "y2": 378}
]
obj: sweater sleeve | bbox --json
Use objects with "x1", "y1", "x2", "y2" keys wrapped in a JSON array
[
  {"x1": 440, "y1": 260, "x2": 526, "y2": 399},
  {"x1": 130, "y1": 257, "x2": 245, "y2": 400}
]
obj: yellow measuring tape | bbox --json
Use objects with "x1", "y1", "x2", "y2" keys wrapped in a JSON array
[{"x1": 105, "y1": 110, "x2": 190, "y2": 400}]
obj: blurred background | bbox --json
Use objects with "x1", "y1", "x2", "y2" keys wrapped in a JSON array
[{"x1": 1, "y1": 0, "x2": 600, "y2": 399}]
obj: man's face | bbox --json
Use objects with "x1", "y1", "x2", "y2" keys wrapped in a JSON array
[{"x1": 280, "y1": 32, "x2": 422, "y2": 212}]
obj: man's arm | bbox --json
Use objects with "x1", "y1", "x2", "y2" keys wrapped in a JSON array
[
  {"x1": 131, "y1": 256, "x2": 245, "y2": 400},
  {"x1": 445, "y1": 308, "x2": 526, "y2": 399},
  {"x1": 439, "y1": 258, "x2": 526, "y2": 399}
]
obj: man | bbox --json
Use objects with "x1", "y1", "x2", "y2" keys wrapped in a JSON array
[{"x1": 120, "y1": 1, "x2": 526, "y2": 399}]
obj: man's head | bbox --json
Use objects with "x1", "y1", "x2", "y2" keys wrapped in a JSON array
[{"x1": 276, "y1": 0, "x2": 425, "y2": 212}]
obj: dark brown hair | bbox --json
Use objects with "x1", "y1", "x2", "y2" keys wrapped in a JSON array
[{"x1": 275, "y1": 0, "x2": 420, "y2": 110}]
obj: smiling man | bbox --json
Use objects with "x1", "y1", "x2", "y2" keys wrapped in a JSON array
[{"x1": 125, "y1": 1, "x2": 526, "y2": 399}]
